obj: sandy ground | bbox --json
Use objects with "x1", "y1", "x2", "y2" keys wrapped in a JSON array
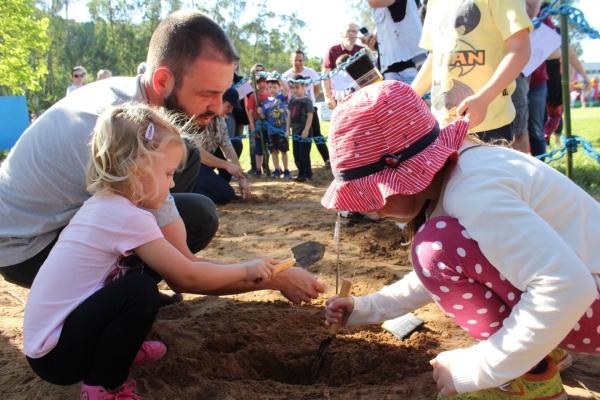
[{"x1": 1, "y1": 167, "x2": 599, "y2": 399}]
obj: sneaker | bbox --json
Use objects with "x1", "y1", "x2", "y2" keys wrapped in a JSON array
[
  {"x1": 549, "y1": 348, "x2": 573, "y2": 372},
  {"x1": 133, "y1": 341, "x2": 167, "y2": 366},
  {"x1": 158, "y1": 290, "x2": 183, "y2": 307},
  {"x1": 438, "y1": 357, "x2": 567, "y2": 399},
  {"x1": 271, "y1": 169, "x2": 282, "y2": 178},
  {"x1": 250, "y1": 169, "x2": 262, "y2": 177},
  {"x1": 80, "y1": 379, "x2": 141, "y2": 400},
  {"x1": 283, "y1": 170, "x2": 292, "y2": 179}
]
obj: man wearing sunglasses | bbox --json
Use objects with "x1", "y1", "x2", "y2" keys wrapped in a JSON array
[{"x1": 66, "y1": 66, "x2": 87, "y2": 95}]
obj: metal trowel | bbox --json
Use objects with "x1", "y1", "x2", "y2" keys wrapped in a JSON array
[
  {"x1": 311, "y1": 278, "x2": 353, "y2": 382},
  {"x1": 254, "y1": 240, "x2": 325, "y2": 282}
]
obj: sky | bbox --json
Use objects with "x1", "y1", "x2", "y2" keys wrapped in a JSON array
[{"x1": 67, "y1": 0, "x2": 599, "y2": 63}]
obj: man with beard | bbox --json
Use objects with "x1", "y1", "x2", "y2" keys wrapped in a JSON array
[{"x1": 0, "y1": 11, "x2": 324, "y2": 305}]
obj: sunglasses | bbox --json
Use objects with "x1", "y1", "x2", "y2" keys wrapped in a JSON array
[{"x1": 73, "y1": 74, "x2": 85, "y2": 78}]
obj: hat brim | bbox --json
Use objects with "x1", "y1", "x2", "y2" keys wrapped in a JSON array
[{"x1": 321, "y1": 120, "x2": 468, "y2": 212}]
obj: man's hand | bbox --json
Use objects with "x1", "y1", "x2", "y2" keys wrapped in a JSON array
[
  {"x1": 325, "y1": 96, "x2": 337, "y2": 110},
  {"x1": 238, "y1": 177, "x2": 251, "y2": 199},
  {"x1": 456, "y1": 94, "x2": 490, "y2": 129},
  {"x1": 430, "y1": 354, "x2": 458, "y2": 396},
  {"x1": 225, "y1": 162, "x2": 244, "y2": 178},
  {"x1": 360, "y1": 33, "x2": 378, "y2": 51},
  {"x1": 270, "y1": 267, "x2": 325, "y2": 304}
]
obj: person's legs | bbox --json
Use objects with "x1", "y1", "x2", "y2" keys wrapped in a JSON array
[
  {"x1": 0, "y1": 233, "x2": 60, "y2": 288},
  {"x1": 231, "y1": 139, "x2": 243, "y2": 159},
  {"x1": 475, "y1": 124, "x2": 513, "y2": 144},
  {"x1": 193, "y1": 164, "x2": 236, "y2": 205},
  {"x1": 311, "y1": 107, "x2": 329, "y2": 164},
  {"x1": 528, "y1": 82, "x2": 549, "y2": 158},
  {"x1": 292, "y1": 137, "x2": 301, "y2": 174},
  {"x1": 27, "y1": 273, "x2": 161, "y2": 389},
  {"x1": 413, "y1": 216, "x2": 600, "y2": 351},
  {"x1": 510, "y1": 74, "x2": 530, "y2": 153},
  {"x1": 384, "y1": 67, "x2": 417, "y2": 85},
  {"x1": 171, "y1": 192, "x2": 218, "y2": 254}
]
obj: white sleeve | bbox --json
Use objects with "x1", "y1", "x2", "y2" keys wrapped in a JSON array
[
  {"x1": 348, "y1": 271, "x2": 432, "y2": 325},
  {"x1": 441, "y1": 173, "x2": 597, "y2": 393},
  {"x1": 148, "y1": 194, "x2": 180, "y2": 227}
]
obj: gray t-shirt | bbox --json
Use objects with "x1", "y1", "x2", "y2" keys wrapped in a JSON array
[
  {"x1": 288, "y1": 96, "x2": 314, "y2": 135},
  {"x1": 0, "y1": 76, "x2": 179, "y2": 267}
]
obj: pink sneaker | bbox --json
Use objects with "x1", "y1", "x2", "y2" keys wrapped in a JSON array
[
  {"x1": 80, "y1": 379, "x2": 141, "y2": 399},
  {"x1": 133, "y1": 341, "x2": 167, "y2": 366}
]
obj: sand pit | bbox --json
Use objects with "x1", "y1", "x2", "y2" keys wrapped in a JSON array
[{"x1": 1, "y1": 167, "x2": 599, "y2": 399}]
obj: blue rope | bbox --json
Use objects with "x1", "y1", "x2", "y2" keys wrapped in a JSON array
[
  {"x1": 533, "y1": 4, "x2": 599, "y2": 40},
  {"x1": 535, "y1": 135, "x2": 600, "y2": 164}
]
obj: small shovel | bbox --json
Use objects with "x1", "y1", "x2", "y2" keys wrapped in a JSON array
[
  {"x1": 254, "y1": 240, "x2": 325, "y2": 283},
  {"x1": 311, "y1": 278, "x2": 353, "y2": 382}
]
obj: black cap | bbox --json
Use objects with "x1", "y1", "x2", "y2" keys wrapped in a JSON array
[{"x1": 223, "y1": 88, "x2": 242, "y2": 110}]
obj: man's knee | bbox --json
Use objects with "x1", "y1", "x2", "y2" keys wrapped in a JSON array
[{"x1": 173, "y1": 193, "x2": 219, "y2": 252}]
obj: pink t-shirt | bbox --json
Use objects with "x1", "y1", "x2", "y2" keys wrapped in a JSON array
[{"x1": 23, "y1": 194, "x2": 163, "y2": 358}]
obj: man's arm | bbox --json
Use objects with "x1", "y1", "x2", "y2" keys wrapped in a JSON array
[
  {"x1": 199, "y1": 147, "x2": 243, "y2": 178},
  {"x1": 322, "y1": 68, "x2": 336, "y2": 110},
  {"x1": 411, "y1": 53, "x2": 432, "y2": 97},
  {"x1": 457, "y1": 28, "x2": 531, "y2": 128}
]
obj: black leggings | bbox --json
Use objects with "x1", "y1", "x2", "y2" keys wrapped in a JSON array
[{"x1": 27, "y1": 273, "x2": 161, "y2": 390}]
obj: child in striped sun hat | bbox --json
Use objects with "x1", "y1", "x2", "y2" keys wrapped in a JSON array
[{"x1": 323, "y1": 80, "x2": 600, "y2": 400}]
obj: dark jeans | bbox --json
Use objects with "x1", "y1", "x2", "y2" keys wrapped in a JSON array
[
  {"x1": 231, "y1": 139, "x2": 243, "y2": 159},
  {"x1": 194, "y1": 164, "x2": 236, "y2": 205},
  {"x1": 475, "y1": 124, "x2": 513, "y2": 144},
  {"x1": 27, "y1": 273, "x2": 161, "y2": 390},
  {"x1": 528, "y1": 83, "x2": 549, "y2": 157},
  {"x1": 292, "y1": 138, "x2": 312, "y2": 179},
  {"x1": 0, "y1": 140, "x2": 218, "y2": 288},
  {"x1": 311, "y1": 107, "x2": 329, "y2": 163}
]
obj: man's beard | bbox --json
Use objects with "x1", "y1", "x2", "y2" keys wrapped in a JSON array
[{"x1": 163, "y1": 90, "x2": 217, "y2": 129}]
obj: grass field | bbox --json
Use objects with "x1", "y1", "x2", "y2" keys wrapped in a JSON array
[{"x1": 1, "y1": 107, "x2": 599, "y2": 194}]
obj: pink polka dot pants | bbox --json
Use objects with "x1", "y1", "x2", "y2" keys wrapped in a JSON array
[{"x1": 412, "y1": 216, "x2": 600, "y2": 354}]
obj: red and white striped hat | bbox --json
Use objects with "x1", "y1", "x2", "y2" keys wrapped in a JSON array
[{"x1": 321, "y1": 80, "x2": 468, "y2": 212}]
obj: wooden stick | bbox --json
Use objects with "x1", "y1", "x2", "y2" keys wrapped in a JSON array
[{"x1": 329, "y1": 278, "x2": 352, "y2": 335}]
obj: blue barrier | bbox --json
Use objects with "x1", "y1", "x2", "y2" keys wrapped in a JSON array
[{"x1": 0, "y1": 96, "x2": 29, "y2": 150}]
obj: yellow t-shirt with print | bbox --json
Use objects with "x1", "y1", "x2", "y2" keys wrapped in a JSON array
[{"x1": 421, "y1": 0, "x2": 532, "y2": 133}]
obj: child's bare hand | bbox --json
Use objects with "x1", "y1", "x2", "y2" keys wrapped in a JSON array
[
  {"x1": 456, "y1": 94, "x2": 489, "y2": 129},
  {"x1": 430, "y1": 353, "x2": 458, "y2": 396},
  {"x1": 244, "y1": 259, "x2": 275, "y2": 283},
  {"x1": 301, "y1": 129, "x2": 309, "y2": 139},
  {"x1": 325, "y1": 295, "x2": 354, "y2": 326}
]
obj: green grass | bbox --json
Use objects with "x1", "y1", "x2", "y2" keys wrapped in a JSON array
[{"x1": 551, "y1": 107, "x2": 600, "y2": 197}]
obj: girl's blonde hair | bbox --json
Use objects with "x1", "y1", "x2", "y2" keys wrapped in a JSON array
[{"x1": 86, "y1": 103, "x2": 187, "y2": 204}]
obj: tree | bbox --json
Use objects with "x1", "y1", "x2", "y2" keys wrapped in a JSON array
[{"x1": 0, "y1": 0, "x2": 50, "y2": 96}]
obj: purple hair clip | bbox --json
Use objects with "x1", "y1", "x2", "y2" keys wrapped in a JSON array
[{"x1": 144, "y1": 122, "x2": 155, "y2": 142}]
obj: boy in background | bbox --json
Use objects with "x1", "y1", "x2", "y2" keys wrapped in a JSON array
[
  {"x1": 412, "y1": 0, "x2": 532, "y2": 142},
  {"x1": 260, "y1": 75, "x2": 292, "y2": 178},
  {"x1": 287, "y1": 76, "x2": 314, "y2": 182}
]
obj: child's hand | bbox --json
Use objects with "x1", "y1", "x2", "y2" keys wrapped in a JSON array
[
  {"x1": 325, "y1": 295, "x2": 354, "y2": 327},
  {"x1": 244, "y1": 259, "x2": 275, "y2": 283},
  {"x1": 456, "y1": 94, "x2": 489, "y2": 129},
  {"x1": 301, "y1": 129, "x2": 309, "y2": 139},
  {"x1": 430, "y1": 353, "x2": 458, "y2": 396}
]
